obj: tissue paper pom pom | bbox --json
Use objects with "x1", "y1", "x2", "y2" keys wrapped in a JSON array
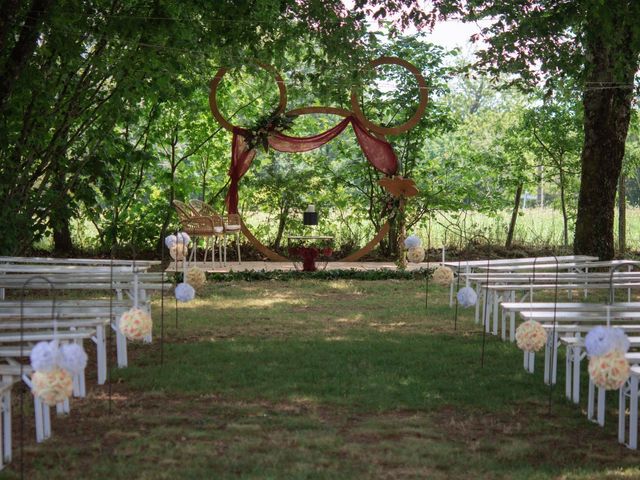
[
  {"x1": 175, "y1": 282, "x2": 195, "y2": 302},
  {"x1": 431, "y1": 266, "x2": 454, "y2": 286},
  {"x1": 457, "y1": 286, "x2": 477, "y2": 308},
  {"x1": 610, "y1": 328, "x2": 630, "y2": 353},
  {"x1": 58, "y1": 343, "x2": 88, "y2": 375},
  {"x1": 404, "y1": 235, "x2": 422, "y2": 249},
  {"x1": 31, "y1": 368, "x2": 73, "y2": 406},
  {"x1": 30, "y1": 341, "x2": 59, "y2": 373},
  {"x1": 164, "y1": 234, "x2": 177, "y2": 249},
  {"x1": 515, "y1": 320, "x2": 547, "y2": 352},
  {"x1": 186, "y1": 267, "x2": 206, "y2": 291},
  {"x1": 176, "y1": 232, "x2": 191, "y2": 245},
  {"x1": 169, "y1": 243, "x2": 188, "y2": 261},
  {"x1": 407, "y1": 246, "x2": 425, "y2": 263},
  {"x1": 588, "y1": 350, "x2": 630, "y2": 390},
  {"x1": 585, "y1": 326, "x2": 616, "y2": 357},
  {"x1": 119, "y1": 307, "x2": 152, "y2": 341}
]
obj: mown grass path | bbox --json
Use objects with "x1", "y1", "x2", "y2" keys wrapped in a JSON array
[{"x1": 9, "y1": 280, "x2": 640, "y2": 479}]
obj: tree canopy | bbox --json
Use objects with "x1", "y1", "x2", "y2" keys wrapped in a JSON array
[{"x1": 1, "y1": 0, "x2": 639, "y2": 258}]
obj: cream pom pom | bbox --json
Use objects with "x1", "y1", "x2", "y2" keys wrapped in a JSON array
[
  {"x1": 515, "y1": 320, "x2": 547, "y2": 352},
  {"x1": 30, "y1": 341, "x2": 60, "y2": 373},
  {"x1": 456, "y1": 286, "x2": 477, "y2": 308},
  {"x1": 404, "y1": 235, "x2": 422, "y2": 249},
  {"x1": 588, "y1": 350, "x2": 630, "y2": 390},
  {"x1": 119, "y1": 307, "x2": 153, "y2": 341},
  {"x1": 407, "y1": 246, "x2": 425, "y2": 263},
  {"x1": 175, "y1": 282, "x2": 195, "y2": 302},
  {"x1": 31, "y1": 368, "x2": 73, "y2": 406},
  {"x1": 58, "y1": 343, "x2": 88, "y2": 375},
  {"x1": 186, "y1": 266, "x2": 206, "y2": 291},
  {"x1": 431, "y1": 266, "x2": 454, "y2": 286},
  {"x1": 164, "y1": 234, "x2": 177, "y2": 249},
  {"x1": 169, "y1": 243, "x2": 188, "y2": 261}
]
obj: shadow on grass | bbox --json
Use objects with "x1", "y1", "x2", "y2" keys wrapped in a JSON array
[{"x1": 119, "y1": 332, "x2": 556, "y2": 413}]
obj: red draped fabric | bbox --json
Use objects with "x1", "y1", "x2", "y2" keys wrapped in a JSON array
[
  {"x1": 226, "y1": 116, "x2": 398, "y2": 213},
  {"x1": 227, "y1": 128, "x2": 257, "y2": 214},
  {"x1": 268, "y1": 117, "x2": 351, "y2": 153}
]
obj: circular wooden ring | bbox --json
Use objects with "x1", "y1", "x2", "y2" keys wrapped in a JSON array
[
  {"x1": 350, "y1": 56, "x2": 428, "y2": 136},
  {"x1": 209, "y1": 62, "x2": 288, "y2": 132}
]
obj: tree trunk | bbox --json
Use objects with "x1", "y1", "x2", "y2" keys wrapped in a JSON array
[
  {"x1": 505, "y1": 183, "x2": 523, "y2": 248},
  {"x1": 537, "y1": 166, "x2": 544, "y2": 207},
  {"x1": 51, "y1": 164, "x2": 74, "y2": 254},
  {"x1": 618, "y1": 173, "x2": 626, "y2": 255},
  {"x1": 559, "y1": 169, "x2": 568, "y2": 247},
  {"x1": 0, "y1": 0, "x2": 55, "y2": 112},
  {"x1": 573, "y1": 32, "x2": 637, "y2": 259},
  {"x1": 273, "y1": 202, "x2": 289, "y2": 250}
]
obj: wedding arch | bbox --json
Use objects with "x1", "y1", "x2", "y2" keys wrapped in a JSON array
[{"x1": 208, "y1": 57, "x2": 427, "y2": 261}]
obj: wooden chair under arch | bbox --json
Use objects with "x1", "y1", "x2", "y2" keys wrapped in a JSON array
[
  {"x1": 189, "y1": 199, "x2": 225, "y2": 266},
  {"x1": 172, "y1": 200, "x2": 216, "y2": 266},
  {"x1": 189, "y1": 200, "x2": 242, "y2": 265}
]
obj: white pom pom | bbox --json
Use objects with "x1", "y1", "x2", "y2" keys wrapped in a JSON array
[
  {"x1": 165, "y1": 234, "x2": 177, "y2": 249},
  {"x1": 404, "y1": 235, "x2": 422, "y2": 249},
  {"x1": 30, "y1": 341, "x2": 60, "y2": 372},
  {"x1": 610, "y1": 328, "x2": 630, "y2": 353},
  {"x1": 456, "y1": 286, "x2": 477, "y2": 308},
  {"x1": 58, "y1": 343, "x2": 88, "y2": 375},
  {"x1": 176, "y1": 232, "x2": 191, "y2": 246},
  {"x1": 175, "y1": 282, "x2": 195, "y2": 302},
  {"x1": 585, "y1": 326, "x2": 615, "y2": 357}
]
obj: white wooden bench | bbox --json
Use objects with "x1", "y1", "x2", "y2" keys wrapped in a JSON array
[
  {"x1": 443, "y1": 255, "x2": 598, "y2": 307},
  {"x1": 555, "y1": 335, "x2": 640, "y2": 438},
  {"x1": 0, "y1": 380, "x2": 14, "y2": 468},
  {"x1": 519, "y1": 311, "x2": 640, "y2": 385},
  {"x1": 619, "y1": 365, "x2": 640, "y2": 450}
]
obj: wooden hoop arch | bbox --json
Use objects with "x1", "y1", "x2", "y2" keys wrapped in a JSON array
[
  {"x1": 209, "y1": 62, "x2": 288, "y2": 132},
  {"x1": 237, "y1": 105, "x2": 395, "y2": 262},
  {"x1": 208, "y1": 58, "x2": 427, "y2": 262},
  {"x1": 350, "y1": 56, "x2": 428, "y2": 136}
]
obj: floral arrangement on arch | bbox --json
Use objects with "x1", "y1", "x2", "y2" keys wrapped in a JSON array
[{"x1": 244, "y1": 111, "x2": 295, "y2": 152}]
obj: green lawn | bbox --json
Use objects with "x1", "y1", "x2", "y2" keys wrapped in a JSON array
[{"x1": 6, "y1": 280, "x2": 640, "y2": 479}]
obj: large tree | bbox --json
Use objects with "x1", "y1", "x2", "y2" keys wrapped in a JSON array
[{"x1": 357, "y1": 0, "x2": 640, "y2": 258}]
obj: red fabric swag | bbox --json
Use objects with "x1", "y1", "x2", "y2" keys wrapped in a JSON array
[{"x1": 225, "y1": 117, "x2": 398, "y2": 214}]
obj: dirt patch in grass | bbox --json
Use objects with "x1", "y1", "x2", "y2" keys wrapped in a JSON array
[{"x1": 8, "y1": 384, "x2": 640, "y2": 480}]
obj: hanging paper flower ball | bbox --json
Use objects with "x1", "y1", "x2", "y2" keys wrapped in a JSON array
[
  {"x1": 58, "y1": 343, "x2": 88, "y2": 375},
  {"x1": 585, "y1": 326, "x2": 614, "y2": 357},
  {"x1": 431, "y1": 266, "x2": 454, "y2": 286},
  {"x1": 119, "y1": 307, "x2": 153, "y2": 341},
  {"x1": 457, "y1": 286, "x2": 478, "y2": 308},
  {"x1": 588, "y1": 350, "x2": 630, "y2": 390},
  {"x1": 175, "y1": 282, "x2": 195, "y2": 302},
  {"x1": 30, "y1": 341, "x2": 60, "y2": 373},
  {"x1": 31, "y1": 367, "x2": 73, "y2": 406},
  {"x1": 169, "y1": 243, "x2": 188, "y2": 261},
  {"x1": 186, "y1": 266, "x2": 206, "y2": 291},
  {"x1": 176, "y1": 232, "x2": 191, "y2": 246},
  {"x1": 404, "y1": 235, "x2": 422, "y2": 250},
  {"x1": 515, "y1": 320, "x2": 547, "y2": 352},
  {"x1": 610, "y1": 328, "x2": 631, "y2": 354},
  {"x1": 164, "y1": 234, "x2": 177, "y2": 249},
  {"x1": 407, "y1": 246, "x2": 425, "y2": 263}
]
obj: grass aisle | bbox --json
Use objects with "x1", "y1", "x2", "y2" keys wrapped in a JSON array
[{"x1": 10, "y1": 280, "x2": 640, "y2": 479}]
